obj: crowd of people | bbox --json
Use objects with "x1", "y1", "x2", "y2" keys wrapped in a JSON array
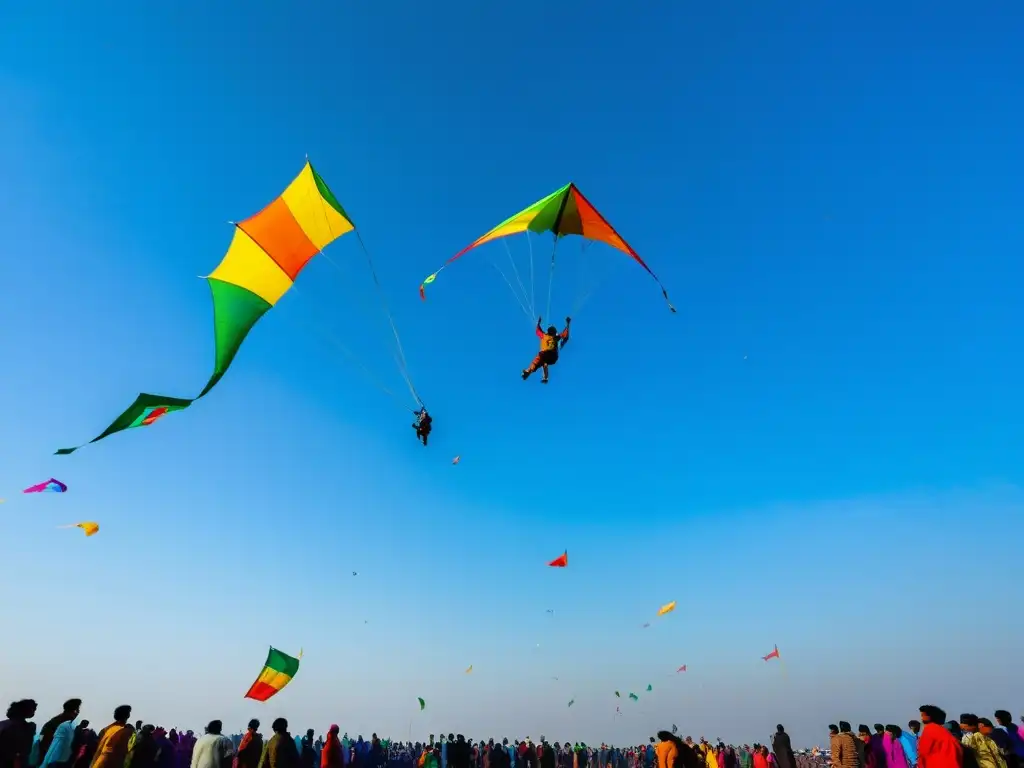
[{"x1": 1, "y1": 699, "x2": 1023, "y2": 768}]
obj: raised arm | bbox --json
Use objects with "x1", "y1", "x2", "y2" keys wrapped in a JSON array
[
  {"x1": 560, "y1": 317, "x2": 571, "y2": 346},
  {"x1": 536, "y1": 316, "x2": 544, "y2": 337}
]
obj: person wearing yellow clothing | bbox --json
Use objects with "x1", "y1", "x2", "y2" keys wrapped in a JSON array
[
  {"x1": 89, "y1": 707, "x2": 133, "y2": 768},
  {"x1": 522, "y1": 317, "x2": 571, "y2": 384}
]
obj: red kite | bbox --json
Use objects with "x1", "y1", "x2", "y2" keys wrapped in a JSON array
[
  {"x1": 548, "y1": 550, "x2": 568, "y2": 567},
  {"x1": 762, "y1": 644, "x2": 780, "y2": 661}
]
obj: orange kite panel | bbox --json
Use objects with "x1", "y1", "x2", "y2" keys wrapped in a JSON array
[
  {"x1": 572, "y1": 189, "x2": 634, "y2": 258},
  {"x1": 238, "y1": 197, "x2": 320, "y2": 280}
]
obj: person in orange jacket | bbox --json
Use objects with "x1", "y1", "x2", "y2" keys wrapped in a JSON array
[{"x1": 522, "y1": 316, "x2": 571, "y2": 384}]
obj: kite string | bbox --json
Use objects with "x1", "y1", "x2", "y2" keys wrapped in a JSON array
[
  {"x1": 283, "y1": 282, "x2": 409, "y2": 408},
  {"x1": 488, "y1": 255, "x2": 533, "y2": 322},
  {"x1": 306, "y1": 173, "x2": 421, "y2": 411},
  {"x1": 502, "y1": 237, "x2": 534, "y2": 318},
  {"x1": 545, "y1": 236, "x2": 560, "y2": 322},
  {"x1": 570, "y1": 238, "x2": 613, "y2": 317},
  {"x1": 350, "y1": 230, "x2": 424, "y2": 408},
  {"x1": 527, "y1": 230, "x2": 536, "y2": 321}
]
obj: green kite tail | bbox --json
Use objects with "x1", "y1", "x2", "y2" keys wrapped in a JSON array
[
  {"x1": 55, "y1": 394, "x2": 195, "y2": 455},
  {"x1": 54, "y1": 279, "x2": 271, "y2": 455}
]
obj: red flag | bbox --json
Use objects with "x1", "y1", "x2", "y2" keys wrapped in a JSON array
[
  {"x1": 547, "y1": 550, "x2": 568, "y2": 567},
  {"x1": 762, "y1": 644, "x2": 780, "y2": 661}
]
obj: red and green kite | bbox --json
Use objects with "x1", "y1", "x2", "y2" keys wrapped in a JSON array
[{"x1": 419, "y1": 183, "x2": 674, "y2": 312}]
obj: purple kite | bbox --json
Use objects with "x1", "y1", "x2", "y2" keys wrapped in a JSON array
[{"x1": 23, "y1": 478, "x2": 67, "y2": 494}]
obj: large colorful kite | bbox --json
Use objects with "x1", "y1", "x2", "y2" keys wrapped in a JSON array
[
  {"x1": 244, "y1": 646, "x2": 302, "y2": 702},
  {"x1": 418, "y1": 184, "x2": 675, "y2": 312},
  {"x1": 56, "y1": 162, "x2": 354, "y2": 455}
]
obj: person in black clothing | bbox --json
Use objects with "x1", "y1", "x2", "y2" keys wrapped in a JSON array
[
  {"x1": 540, "y1": 743, "x2": 556, "y2": 768},
  {"x1": 301, "y1": 730, "x2": 318, "y2": 768}
]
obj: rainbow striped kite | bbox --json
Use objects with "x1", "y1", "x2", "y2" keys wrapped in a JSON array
[
  {"x1": 24, "y1": 478, "x2": 67, "y2": 494},
  {"x1": 57, "y1": 162, "x2": 353, "y2": 455},
  {"x1": 419, "y1": 183, "x2": 674, "y2": 312},
  {"x1": 244, "y1": 646, "x2": 301, "y2": 702}
]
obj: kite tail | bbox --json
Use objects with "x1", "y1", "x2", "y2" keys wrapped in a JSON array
[{"x1": 661, "y1": 286, "x2": 676, "y2": 313}]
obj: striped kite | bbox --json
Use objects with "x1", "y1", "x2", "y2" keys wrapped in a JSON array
[
  {"x1": 56, "y1": 162, "x2": 355, "y2": 455},
  {"x1": 245, "y1": 646, "x2": 302, "y2": 702},
  {"x1": 419, "y1": 184, "x2": 675, "y2": 312}
]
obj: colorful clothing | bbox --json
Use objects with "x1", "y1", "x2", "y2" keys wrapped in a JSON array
[
  {"x1": 901, "y1": 734, "x2": 919, "y2": 768},
  {"x1": 40, "y1": 722, "x2": 77, "y2": 768},
  {"x1": 885, "y1": 734, "x2": 910, "y2": 768},
  {"x1": 90, "y1": 725, "x2": 134, "y2": 768},
  {"x1": 962, "y1": 735, "x2": 1004, "y2": 768},
  {"x1": 919, "y1": 724, "x2": 963, "y2": 768}
]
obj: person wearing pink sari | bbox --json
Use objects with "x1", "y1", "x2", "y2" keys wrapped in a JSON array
[{"x1": 886, "y1": 727, "x2": 910, "y2": 768}]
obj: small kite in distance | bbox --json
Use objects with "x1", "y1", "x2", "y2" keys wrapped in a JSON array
[
  {"x1": 548, "y1": 550, "x2": 568, "y2": 567},
  {"x1": 641, "y1": 622, "x2": 651, "y2": 628},
  {"x1": 567, "y1": 699, "x2": 574, "y2": 708},
  {"x1": 672, "y1": 725, "x2": 678, "y2": 735},
  {"x1": 646, "y1": 684, "x2": 653, "y2": 691},
  {"x1": 352, "y1": 571, "x2": 358, "y2": 576},
  {"x1": 762, "y1": 644, "x2": 780, "y2": 661},
  {"x1": 465, "y1": 665, "x2": 473, "y2": 674},
  {"x1": 657, "y1": 601, "x2": 676, "y2": 616},
  {"x1": 24, "y1": 478, "x2": 67, "y2": 494},
  {"x1": 58, "y1": 522, "x2": 99, "y2": 537},
  {"x1": 452, "y1": 455, "x2": 460, "y2": 465},
  {"x1": 614, "y1": 691, "x2": 621, "y2": 698},
  {"x1": 418, "y1": 697, "x2": 426, "y2": 711},
  {"x1": 628, "y1": 693, "x2": 639, "y2": 701},
  {"x1": 677, "y1": 665, "x2": 687, "y2": 673}
]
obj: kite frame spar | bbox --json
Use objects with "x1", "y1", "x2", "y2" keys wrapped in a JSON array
[{"x1": 418, "y1": 183, "x2": 676, "y2": 316}]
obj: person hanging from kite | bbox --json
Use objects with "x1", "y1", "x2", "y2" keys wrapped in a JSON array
[
  {"x1": 522, "y1": 316, "x2": 571, "y2": 384},
  {"x1": 412, "y1": 407, "x2": 433, "y2": 446}
]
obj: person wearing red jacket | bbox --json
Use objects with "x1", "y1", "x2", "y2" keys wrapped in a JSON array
[{"x1": 918, "y1": 706, "x2": 963, "y2": 768}]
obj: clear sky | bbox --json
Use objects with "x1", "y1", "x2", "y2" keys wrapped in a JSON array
[{"x1": 2, "y1": 0, "x2": 1023, "y2": 749}]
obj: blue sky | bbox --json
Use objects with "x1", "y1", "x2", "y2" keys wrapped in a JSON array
[{"x1": 2, "y1": 0, "x2": 1023, "y2": 748}]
